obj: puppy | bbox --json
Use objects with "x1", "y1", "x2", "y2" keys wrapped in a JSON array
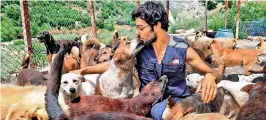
[
  {"x1": 236, "y1": 82, "x2": 266, "y2": 120},
  {"x1": 98, "y1": 39, "x2": 141, "y2": 98},
  {"x1": 207, "y1": 37, "x2": 265, "y2": 75}
]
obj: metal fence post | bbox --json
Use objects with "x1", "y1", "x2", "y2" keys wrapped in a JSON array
[{"x1": 20, "y1": 0, "x2": 34, "y2": 68}]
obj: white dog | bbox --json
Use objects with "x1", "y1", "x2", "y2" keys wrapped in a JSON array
[{"x1": 60, "y1": 73, "x2": 96, "y2": 100}]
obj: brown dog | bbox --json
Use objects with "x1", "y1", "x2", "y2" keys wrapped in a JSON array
[
  {"x1": 47, "y1": 54, "x2": 79, "y2": 74},
  {"x1": 208, "y1": 37, "x2": 265, "y2": 75},
  {"x1": 236, "y1": 82, "x2": 266, "y2": 120},
  {"x1": 80, "y1": 38, "x2": 102, "y2": 68},
  {"x1": 86, "y1": 47, "x2": 113, "y2": 66}
]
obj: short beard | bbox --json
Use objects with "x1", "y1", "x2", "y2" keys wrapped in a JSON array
[{"x1": 142, "y1": 34, "x2": 157, "y2": 46}]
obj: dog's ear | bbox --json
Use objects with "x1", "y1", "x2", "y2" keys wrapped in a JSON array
[
  {"x1": 78, "y1": 75, "x2": 85, "y2": 82},
  {"x1": 167, "y1": 96, "x2": 176, "y2": 108},
  {"x1": 211, "y1": 40, "x2": 215, "y2": 44},
  {"x1": 240, "y1": 83, "x2": 260, "y2": 93}
]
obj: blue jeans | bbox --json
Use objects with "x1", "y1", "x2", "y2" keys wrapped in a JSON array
[{"x1": 151, "y1": 97, "x2": 181, "y2": 120}]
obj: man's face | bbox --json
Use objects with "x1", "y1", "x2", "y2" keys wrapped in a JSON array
[{"x1": 135, "y1": 18, "x2": 157, "y2": 45}]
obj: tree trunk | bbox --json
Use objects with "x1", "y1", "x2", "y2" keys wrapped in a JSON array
[
  {"x1": 224, "y1": 0, "x2": 229, "y2": 29},
  {"x1": 136, "y1": 0, "x2": 140, "y2": 9},
  {"x1": 235, "y1": 0, "x2": 241, "y2": 40},
  {"x1": 89, "y1": 0, "x2": 97, "y2": 38},
  {"x1": 20, "y1": 0, "x2": 34, "y2": 68},
  {"x1": 166, "y1": 0, "x2": 169, "y2": 17}
]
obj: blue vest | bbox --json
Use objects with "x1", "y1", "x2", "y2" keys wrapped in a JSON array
[{"x1": 136, "y1": 35, "x2": 190, "y2": 99}]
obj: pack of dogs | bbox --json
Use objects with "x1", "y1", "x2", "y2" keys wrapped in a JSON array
[{"x1": 1, "y1": 30, "x2": 266, "y2": 120}]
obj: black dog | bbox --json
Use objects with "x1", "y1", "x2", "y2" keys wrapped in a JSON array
[{"x1": 37, "y1": 31, "x2": 78, "y2": 55}]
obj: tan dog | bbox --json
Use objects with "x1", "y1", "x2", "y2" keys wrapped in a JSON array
[
  {"x1": 192, "y1": 31, "x2": 236, "y2": 57},
  {"x1": 98, "y1": 39, "x2": 141, "y2": 98},
  {"x1": 47, "y1": 54, "x2": 79, "y2": 74},
  {"x1": 208, "y1": 37, "x2": 265, "y2": 75},
  {"x1": 1, "y1": 84, "x2": 69, "y2": 120},
  {"x1": 86, "y1": 47, "x2": 113, "y2": 66},
  {"x1": 80, "y1": 38, "x2": 102, "y2": 68}
]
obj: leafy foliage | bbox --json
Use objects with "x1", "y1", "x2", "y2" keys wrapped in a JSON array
[{"x1": 1, "y1": 1, "x2": 136, "y2": 41}]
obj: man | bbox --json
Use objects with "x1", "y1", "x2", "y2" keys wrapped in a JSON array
[{"x1": 71, "y1": 2, "x2": 220, "y2": 120}]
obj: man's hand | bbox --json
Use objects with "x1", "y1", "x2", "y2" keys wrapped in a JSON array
[
  {"x1": 70, "y1": 69, "x2": 83, "y2": 75},
  {"x1": 195, "y1": 73, "x2": 217, "y2": 103}
]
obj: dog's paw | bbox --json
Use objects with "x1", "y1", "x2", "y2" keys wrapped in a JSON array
[{"x1": 26, "y1": 107, "x2": 48, "y2": 120}]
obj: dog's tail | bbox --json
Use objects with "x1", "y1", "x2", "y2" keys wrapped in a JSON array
[
  {"x1": 45, "y1": 42, "x2": 72, "y2": 120},
  {"x1": 113, "y1": 29, "x2": 119, "y2": 40},
  {"x1": 256, "y1": 37, "x2": 265, "y2": 54},
  {"x1": 83, "y1": 38, "x2": 101, "y2": 51}
]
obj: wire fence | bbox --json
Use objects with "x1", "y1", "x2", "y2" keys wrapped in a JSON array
[{"x1": 1, "y1": 1, "x2": 265, "y2": 83}]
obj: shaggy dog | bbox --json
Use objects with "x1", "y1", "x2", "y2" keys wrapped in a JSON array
[
  {"x1": 162, "y1": 88, "x2": 224, "y2": 120},
  {"x1": 207, "y1": 37, "x2": 265, "y2": 75},
  {"x1": 1, "y1": 84, "x2": 69, "y2": 120},
  {"x1": 236, "y1": 82, "x2": 266, "y2": 120},
  {"x1": 79, "y1": 38, "x2": 102, "y2": 68},
  {"x1": 85, "y1": 46, "x2": 113, "y2": 66},
  {"x1": 98, "y1": 39, "x2": 143, "y2": 98}
]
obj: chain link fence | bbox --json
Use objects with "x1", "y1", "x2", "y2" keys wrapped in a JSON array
[
  {"x1": 1, "y1": 1, "x2": 94, "y2": 82},
  {"x1": 1, "y1": 1, "x2": 265, "y2": 83}
]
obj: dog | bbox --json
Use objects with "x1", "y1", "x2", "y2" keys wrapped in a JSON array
[
  {"x1": 47, "y1": 54, "x2": 79, "y2": 74},
  {"x1": 79, "y1": 38, "x2": 102, "y2": 68},
  {"x1": 207, "y1": 37, "x2": 265, "y2": 75},
  {"x1": 162, "y1": 88, "x2": 224, "y2": 120},
  {"x1": 60, "y1": 73, "x2": 97, "y2": 100},
  {"x1": 179, "y1": 113, "x2": 229, "y2": 120},
  {"x1": 236, "y1": 82, "x2": 266, "y2": 120},
  {"x1": 76, "y1": 112, "x2": 151, "y2": 120},
  {"x1": 17, "y1": 53, "x2": 48, "y2": 86},
  {"x1": 0, "y1": 84, "x2": 70, "y2": 120},
  {"x1": 162, "y1": 87, "x2": 241, "y2": 120},
  {"x1": 85, "y1": 46, "x2": 113, "y2": 66},
  {"x1": 217, "y1": 80, "x2": 253, "y2": 107},
  {"x1": 192, "y1": 32, "x2": 236, "y2": 58},
  {"x1": 98, "y1": 39, "x2": 142, "y2": 98}
]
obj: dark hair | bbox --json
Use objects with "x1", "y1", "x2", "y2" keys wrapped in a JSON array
[{"x1": 131, "y1": 1, "x2": 169, "y2": 31}]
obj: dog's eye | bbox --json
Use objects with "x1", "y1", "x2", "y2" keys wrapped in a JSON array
[
  {"x1": 103, "y1": 51, "x2": 107, "y2": 54},
  {"x1": 73, "y1": 79, "x2": 77, "y2": 83},
  {"x1": 63, "y1": 81, "x2": 68, "y2": 84}
]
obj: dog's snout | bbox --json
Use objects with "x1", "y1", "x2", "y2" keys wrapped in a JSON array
[{"x1": 69, "y1": 88, "x2": 76, "y2": 94}]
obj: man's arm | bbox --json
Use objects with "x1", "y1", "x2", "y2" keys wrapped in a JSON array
[
  {"x1": 186, "y1": 47, "x2": 220, "y2": 81},
  {"x1": 186, "y1": 47, "x2": 221, "y2": 103},
  {"x1": 70, "y1": 61, "x2": 111, "y2": 75}
]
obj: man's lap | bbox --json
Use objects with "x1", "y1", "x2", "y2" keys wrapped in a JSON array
[{"x1": 151, "y1": 97, "x2": 181, "y2": 120}]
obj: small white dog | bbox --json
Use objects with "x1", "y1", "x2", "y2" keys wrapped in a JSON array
[{"x1": 60, "y1": 73, "x2": 96, "y2": 101}]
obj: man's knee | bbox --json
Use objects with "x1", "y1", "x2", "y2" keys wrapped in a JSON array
[{"x1": 151, "y1": 103, "x2": 165, "y2": 120}]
